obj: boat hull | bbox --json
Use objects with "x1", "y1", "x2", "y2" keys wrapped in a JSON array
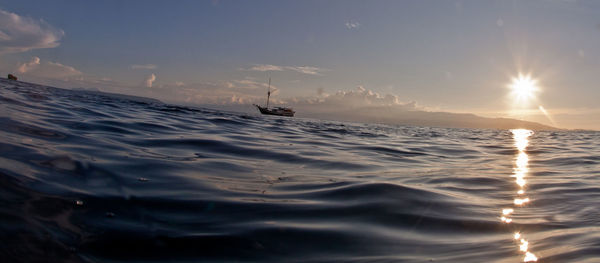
[{"x1": 255, "y1": 105, "x2": 295, "y2": 117}]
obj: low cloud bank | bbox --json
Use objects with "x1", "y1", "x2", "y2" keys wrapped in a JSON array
[
  {"x1": 290, "y1": 86, "x2": 418, "y2": 113},
  {"x1": 16, "y1": 56, "x2": 82, "y2": 79}
]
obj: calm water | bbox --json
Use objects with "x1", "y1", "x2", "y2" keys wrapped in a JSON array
[{"x1": 0, "y1": 79, "x2": 599, "y2": 262}]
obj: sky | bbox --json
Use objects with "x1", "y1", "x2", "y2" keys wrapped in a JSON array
[{"x1": 0, "y1": 0, "x2": 599, "y2": 130}]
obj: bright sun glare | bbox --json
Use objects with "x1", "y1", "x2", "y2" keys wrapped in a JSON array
[{"x1": 510, "y1": 74, "x2": 538, "y2": 103}]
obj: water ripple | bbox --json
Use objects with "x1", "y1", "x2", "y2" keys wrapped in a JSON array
[{"x1": 0, "y1": 79, "x2": 599, "y2": 262}]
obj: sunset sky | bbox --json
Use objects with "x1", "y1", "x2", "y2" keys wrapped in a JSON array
[{"x1": 1, "y1": 0, "x2": 599, "y2": 130}]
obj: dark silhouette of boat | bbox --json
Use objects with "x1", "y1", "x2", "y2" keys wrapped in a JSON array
[{"x1": 254, "y1": 78, "x2": 295, "y2": 117}]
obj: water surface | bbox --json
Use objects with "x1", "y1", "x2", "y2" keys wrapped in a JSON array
[{"x1": 0, "y1": 79, "x2": 599, "y2": 262}]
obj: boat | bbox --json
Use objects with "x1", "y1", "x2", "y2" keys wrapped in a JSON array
[{"x1": 254, "y1": 78, "x2": 295, "y2": 117}]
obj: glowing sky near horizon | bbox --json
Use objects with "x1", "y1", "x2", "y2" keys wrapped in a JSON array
[{"x1": 1, "y1": 0, "x2": 599, "y2": 129}]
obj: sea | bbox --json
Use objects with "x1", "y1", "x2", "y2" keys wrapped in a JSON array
[{"x1": 0, "y1": 78, "x2": 599, "y2": 263}]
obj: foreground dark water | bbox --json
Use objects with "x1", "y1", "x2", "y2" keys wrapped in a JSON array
[{"x1": 1, "y1": 79, "x2": 599, "y2": 262}]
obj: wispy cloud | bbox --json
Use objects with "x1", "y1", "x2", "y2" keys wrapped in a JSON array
[
  {"x1": 345, "y1": 21, "x2": 360, "y2": 30},
  {"x1": 247, "y1": 64, "x2": 284, "y2": 72},
  {"x1": 131, "y1": 64, "x2": 158, "y2": 70},
  {"x1": 0, "y1": 9, "x2": 64, "y2": 54},
  {"x1": 44, "y1": 61, "x2": 82, "y2": 77},
  {"x1": 244, "y1": 64, "x2": 327, "y2": 76},
  {"x1": 286, "y1": 66, "x2": 324, "y2": 75}
]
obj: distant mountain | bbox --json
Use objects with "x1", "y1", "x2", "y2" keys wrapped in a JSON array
[{"x1": 297, "y1": 106, "x2": 559, "y2": 131}]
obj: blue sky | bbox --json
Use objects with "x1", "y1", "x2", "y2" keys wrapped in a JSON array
[{"x1": 1, "y1": 0, "x2": 599, "y2": 129}]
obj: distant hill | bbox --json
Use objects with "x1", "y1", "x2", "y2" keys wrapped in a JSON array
[{"x1": 297, "y1": 106, "x2": 560, "y2": 131}]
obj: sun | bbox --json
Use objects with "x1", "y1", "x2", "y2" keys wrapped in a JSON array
[{"x1": 510, "y1": 74, "x2": 538, "y2": 103}]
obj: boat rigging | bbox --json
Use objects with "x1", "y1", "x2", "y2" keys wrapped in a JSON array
[{"x1": 254, "y1": 78, "x2": 295, "y2": 117}]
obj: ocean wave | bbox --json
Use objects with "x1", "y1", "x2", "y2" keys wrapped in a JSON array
[{"x1": 1, "y1": 79, "x2": 599, "y2": 262}]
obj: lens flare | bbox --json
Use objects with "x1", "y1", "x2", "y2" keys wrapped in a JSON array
[{"x1": 538, "y1": 105, "x2": 557, "y2": 127}]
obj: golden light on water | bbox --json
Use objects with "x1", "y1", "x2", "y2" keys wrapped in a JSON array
[
  {"x1": 513, "y1": 129, "x2": 533, "y2": 150},
  {"x1": 524, "y1": 252, "x2": 538, "y2": 262},
  {"x1": 499, "y1": 129, "x2": 538, "y2": 262},
  {"x1": 519, "y1": 239, "x2": 529, "y2": 252},
  {"x1": 516, "y1": 152, "x2": 529, "y2": 168},
  {"x1": 514, "y1": 197, "x2": 530, "y2": 205}
]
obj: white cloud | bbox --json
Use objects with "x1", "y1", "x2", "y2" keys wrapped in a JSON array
[
  {"x1": 0, "y1": 9, "x2": 64, "y2": 54},
  {"x1": 345, "y1": 21, "x2": 360, "y2": 30},
  {"x1": 131, "y1": 64, "x2": 157, "y2": 70},
  {"x1": 244, "y1": 64, "x2": 327, "y2": 76},
  {"x1": 144, "y1": 73, "x2": 156, "y2": 88},
  {"x1": 16, "y1": 56, "x2": 82, "y2": 78}
]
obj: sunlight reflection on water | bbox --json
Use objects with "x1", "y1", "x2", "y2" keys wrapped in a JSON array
[{"x1": 502, "y1": 129, "x2": 538, "y2": 262}]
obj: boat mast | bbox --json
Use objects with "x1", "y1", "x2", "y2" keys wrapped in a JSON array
[{"x1": 266, "y1": 77, "x2": 271, "y2": 109}]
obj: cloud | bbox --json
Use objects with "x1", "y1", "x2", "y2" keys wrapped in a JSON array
[
  {"x1": 293, "y1": 86, "x2": 418, "y2": 111},
  {"x1": 345, "y1": 21, "x2": 360, "y2": 30},
  {"x1": 317, "y1": 87, "x2": 326, "y2": 96},
  {"x1": 246, "y1": 64, "x2": 284, "y2": 72},
  {"x1": 17, "y1": 56, "x2": 40, "y2": 73},
  {"x1": 43, "y1": 61, "x2": 82, "y2": 77},
  {"x1": 131, "y1": 64, "x2": 158, "y2": 70},
  {"x1": 144, "y1": 73, "x2": 156, "y2": 88},
  {"x1": 16, "y1": 56, "x2": 82, "y2": 78},
  {"x1": 0, "y1": 8, "x2": 64, "y2": 54},
  {"x1": 244, "y1": 64, "x2": 327, "y2": 76},
  {"x1": 286, "y1": 66, "x2": 325, "y2": 75}
]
